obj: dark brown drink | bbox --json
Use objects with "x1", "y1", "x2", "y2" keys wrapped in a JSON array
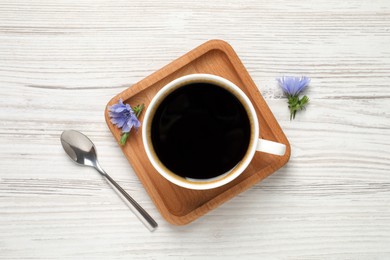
[{"x1": 151, "y1": 82, "x2": 251, "y2": 180}]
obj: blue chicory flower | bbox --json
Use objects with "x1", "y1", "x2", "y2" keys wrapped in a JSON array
[
  {"x1": 277, "y1": 76, "x2": 311, "y2": 120},
  {"x1": 277, "y1": 76, "x2": 310, "y2": 97},
  {"x1": 109, "y1": 99, "x2": 141, "y2": 133}
]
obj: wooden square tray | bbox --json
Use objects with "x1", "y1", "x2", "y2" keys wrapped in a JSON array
[{"x1": 105, "y1": 40, "x2": 291, "y2": 225}]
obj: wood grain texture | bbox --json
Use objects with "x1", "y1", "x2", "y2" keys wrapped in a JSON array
[
  {"x1": 105, "y1": 40, "x2": 291, "y2": 225},
  {"x1": 0, "y1": 0, "x2": 389, "y2": 258}
]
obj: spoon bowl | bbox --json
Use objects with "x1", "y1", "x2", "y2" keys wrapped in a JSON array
[{"x1": 61, "y1": 130, "x2": 97, "y2": 167}]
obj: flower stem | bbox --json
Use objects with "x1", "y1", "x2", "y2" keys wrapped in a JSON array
[
  {"x1": 133, "y1": 103, "x2": 145, "y2": 118},
  {"x1": 120, "y1": 132, "x2": 129, "y2": 145},
  {"x1": 287, "y1": 95, "x2": 309, "y2": 120}
]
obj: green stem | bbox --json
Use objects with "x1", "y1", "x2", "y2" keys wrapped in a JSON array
[
  {"x1": 133, "y1": 103, "x2": 145, "y2": 118},
  {"x1": 287, "y1": 95, "x2": 309, "y2": 120},
  {"x1": 120, "y1": 132, "x2": 129, "y2": 145}
]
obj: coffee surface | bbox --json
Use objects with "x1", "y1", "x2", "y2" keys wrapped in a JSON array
[{"x1": 151, "y1": 83, "x2": 251, "y2": 179}]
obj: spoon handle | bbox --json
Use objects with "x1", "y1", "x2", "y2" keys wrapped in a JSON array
[{"x1": 104, "y1": 173, "x2": 158, "y2": 231}]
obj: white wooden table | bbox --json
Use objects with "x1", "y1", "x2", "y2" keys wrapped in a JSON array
[{"x1": 1, "y1": 0, "x2": 389, "y2": 258}]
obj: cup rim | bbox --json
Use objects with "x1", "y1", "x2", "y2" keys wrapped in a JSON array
[{"x1": 142, "y1": 74, "x2": 259, "y2": 190}]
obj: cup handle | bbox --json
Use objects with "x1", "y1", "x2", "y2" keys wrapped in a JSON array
[{"x1": 256, "y1": 139, "x2": 286, "y2": 156}]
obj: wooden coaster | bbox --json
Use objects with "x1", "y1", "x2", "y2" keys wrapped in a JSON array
[{"x1": 105, "y1": 40, "x2": 291, "y2": 225}]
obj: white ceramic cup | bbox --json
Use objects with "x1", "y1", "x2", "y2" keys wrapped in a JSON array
[{"x1": 142, "y1": 74, "x2": 286, "y2": 190}]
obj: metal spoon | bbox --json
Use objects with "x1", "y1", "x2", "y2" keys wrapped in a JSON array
[{"x1": 60, "y1": 130, "x2": 158, "y2": 231}]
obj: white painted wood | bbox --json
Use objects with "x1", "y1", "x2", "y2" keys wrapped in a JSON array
[{"x1": 1, "y1": 0, "x2": 390, "y2": 258}]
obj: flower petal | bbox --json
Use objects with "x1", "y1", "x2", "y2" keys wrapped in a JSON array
[
  {"x1": 109, "y1": 112, "x2": 124, "y2": 118},
  {"x1": 122, "y1": 122, "x2": 131, "y2": 133},
  {"x1": 130, "y1": 114, "x2": 141, "y2": 130},
  {"x1": 277, "y1": 76, "x2": 310, "y2": 96},
  {"x1": 116, "y1": 117, "x2": 127, "y2": 128}
]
